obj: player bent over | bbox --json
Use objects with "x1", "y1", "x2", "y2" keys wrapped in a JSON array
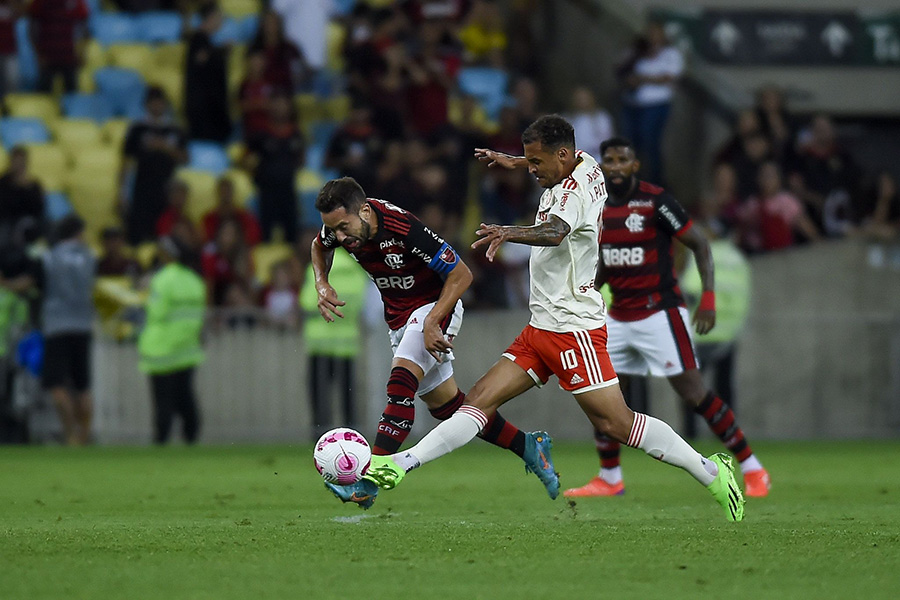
[
  {"x1": 312, "y1": 177, "x2": 559, "y2": 509},
  {"x1": 360, "y1": 116, "x2": 744, "y2": 521},
  {"x1": 563, "y1": 137, "x2": 770, "y2": 499}
]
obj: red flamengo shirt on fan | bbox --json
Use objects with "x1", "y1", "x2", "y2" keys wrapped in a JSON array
[
  {"x1": 317, "y1": 198, "x2": 460, "y2": 330},
  {"x1": 600, "y1": 180, "x2": 693, "y2": 321}
]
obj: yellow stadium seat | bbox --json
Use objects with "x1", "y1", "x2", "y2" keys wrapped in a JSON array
[
  {"x1": 54, "y1": 119, "x2": 104, "y2": 156},
  {"x1": 322, "y1": 94, "x2": 351, "y2": 122},
  {"x1": 252, "y1": 243, "x2": 293, "y2": 285},
  {"x1": 102, "y1": 118, "x2": 131, "y2": 149},
  {"x1": 25, "y1": 143, "x2": 68, "y2": 192},
  {"x1": 297, "y1": 168, "x2": 324, "y2": 193},
  {"x1": 175, "y1": 168, "x2": 218, "y2": 223},
  {"x1": 227, "y1": 43, "x2": 247, "y2": 95},
  {"x1": 3, "y1": 93, "x2": 59, "y2": 123},
  {"x1": 227, "y1": 141, "x2": 246, "y2": 164},
  {"x1": 135, "y1": 241, "x2": 159, "y2": 270},
  {"x1": 0, "y1": 146, "x2": 7, "y2": 171},
  {"x1": 295, "y1": 93, "x2": 325, "y2": 125},
  {"x1": 84, "y1": 39, "x2": 109, "y2": 72},
  {"x1": 108, "y1": 44, "x2": 156, "y2": 78},
  {"x1": 220, "y1": 0, "x2": 261, "y2": 18},
  {"x1": 326, "y1": 21, "x2": 346, "y2": 73},
  {"x1": 67, "y1": 167, "x2": 119, "y2": 226},
  {"x1": 223, "y1": 168, "x2": 255, "y2": 207},
  {"x1": 144, "y1": 66, "x2": 184, "y2": 111},
  {"x1": 78, "y1": 70, "x2": 96, "y2": 93},
  {"x1": 154, "y1": 42, "x2": 186, "y2": 71},
  {"x1": 70, "y1": 145, "x2": 120, "y2": 173}
]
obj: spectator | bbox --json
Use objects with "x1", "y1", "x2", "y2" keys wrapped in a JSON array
[
  {"x1": 755, "y1": 85, "x2": 797, "y2": 163},
  {"x1": 697, "y1": 162, "x2": 742, "y2": 239},
  {"x1": 324, "y1": 101, "x2": 383, "y2": 191},
  {"x1": 41, "y1": 215, "x2": 95, "y2": 446},
  {"x1": 260, "y1": 259, "x2": 298, "y2": 329},
  {"x1": 271, "y1": 0, "x2": 327, "y2": 73},
  {"x1": 201, "y1": 219, "x2": 255, "y2": 310},
  {"x1": 185, "y1": 2, "x2": 231, "y2": 143},
  {"x1": 249, "y1": 9, "x2": 309, "y2": 92},
  {"x1": 155, "y1": 179, "x2": 199, "y2": 243},
  {"x1": 789, "y1": 114, "x2": 863, "y2": 237},
  {"x1": 714, "y1": 109, "x2": 762, "y2": 166},
  {"x1": 201, "y1": 177, "x2": 261, "y2": 246},
  {"x1": 511, "y1": 76, "x2": 540, "y2": 131},
  {"x1": 119, "y1": 86, "x2": 188, "y2": 245},
  {"x1": 138, "y1": 235, "x2": 206, "y2": 445},
  {"x1": 738, "y1": 161, "x2": 821, "y2": 254},
  {"x1": 458, "y1": 0, "x2": 507, "y2": 66},
  {"x1": 96, "y1": 226, "x2": 142, "y2": 278},
  {"x1": 0, "y1": 146, "x2": 45, "y2": 243},
  {"x1": 28, "y1": 0, "x2": 88, "y2": 93},
  {"x1": 0, "y1": 0, "x2": 22, "y2": 100},
  {"x1": 728, "y1": 132, "x2": 772, "y2": 202},
  {"x1": 859, "y1": 170, "x2": 900, "y2": 241},
  {"x1": 404, "y1": 20, "x2": 461, "y2": 136},
  {"x1": 565, "y1": 85, "x2": 615, "y2": 155},
  {"x1": 238, "y1": 49, "x2": 274, "y2": 141},
  {"x1": 245, "y1": 91, "x2": 305, "y2": 243},
  {"x1": 618, "y1": 21, "x2": 683, "y2": 184},
  {"x1": 299, "y1": 249, "x2": 367, "y2": 439}
]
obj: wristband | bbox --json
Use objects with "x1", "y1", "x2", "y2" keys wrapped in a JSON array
[{"x1": 699, "y1": 291, "x2": 716, "y2": 312}]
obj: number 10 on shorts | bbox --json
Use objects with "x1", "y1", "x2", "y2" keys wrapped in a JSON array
[{"x1": 560, "y1": 349, "x2": 578, "y2": 370}]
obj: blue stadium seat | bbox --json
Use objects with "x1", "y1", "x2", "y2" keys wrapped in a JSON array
[
  {"x1": 90, "y1": 13, "x2": 140, "y2": 46},
  {"x1": 305, "y1": 143, "x2": 326, "y2": 172},
  {"x1": 85, "y1": 0, "x2": 101, "y2": 13},
  {"x1": 62, "y1": 94, "x2": 115, "y2": 122},
  {"x1": 457, "y1": 67, "x2": 509, "y2": 120},
  {"x1": 239, "y1": 15, "x2": 260, "y2": 43},
  {"x1": 0, "y1": 118, "x2": 52, "y2": 148},
  {"x1": 94, "y1": 68, "x2": 147, "y2": 117},
  {"x1": 212, "y1": 17, "x2": 243, "y2": 46},
  {"x1": 138, "y1": 12, "x2": 183, "y2": 44},
  {"x1": 45, "y1": 192, "x2": 75, "y2": 222},
  {"x1": 188, "y1": 141, "x2": 230, "y2": 175},
  {"x1": 310, "y1": 121, "x2": 339, "y2": 148},
  {"x1": 15, "y1": 20, "x2": 38, "y2": 91}
]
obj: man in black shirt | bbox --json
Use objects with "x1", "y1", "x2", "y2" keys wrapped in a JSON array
[
  {"x1": 185, "y1": 2, "x2": 231, "y2": 143},
  {"x1": 245, "y1": 91, "x2": 305, "y2": 243},
  {"x1": 0, "y1": 146, "x2": 45, "y2": 244},
  {"x1": 118, "y1": 86, "x2": 187, "y2": 245}
]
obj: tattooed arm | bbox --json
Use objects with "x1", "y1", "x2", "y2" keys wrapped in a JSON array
[{"x1": 471, "y1": 216, "x2": 572, "y2": 262}]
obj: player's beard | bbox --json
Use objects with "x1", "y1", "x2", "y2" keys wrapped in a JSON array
[{"x1": 606, "y1": 175, "x2": 635, "y2": 200}]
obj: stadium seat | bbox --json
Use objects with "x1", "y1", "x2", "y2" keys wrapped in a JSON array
[
  {"x1": 53, "y1": 119, "x2": 105, "y2": 156},
  {"x1": 304, "y1": 143, "x2": 326, "y2": 172},
  {"x1": 188, "y1": 141, "x2": 230, "y2": 175},
  {"x1": 83, "y1": 39, "x2": 109, "y2": 72},
  {"x1": 223, "y1": 168, "x2": 255, "y2": 207},
  {"x1": 227, "y1": 43, "x2": 247, "y2": 95},
  {"x1": 322, "y1": 94, "x2": 351, "y2": 122},
  {"x1": 3, "y1": 93, "x2": 60, "y2": 123},
  {"x1": 107, "y1": 44, "x2": 156, "y2": 78},
  {"x1": 309, "y1": 121, "x2": 339, "y2": 149},
  {"x1": 0, "y1": 118, "x2": 52, "y2": 148},
  {"x1": 90, "y1": 13, "x2": 140, "y2": 46},
  {"x1": 137, "y1": 11, "x2": 184, "y2": 44},
  {"x1": 239, "y1": 14, "x2": 260, "y2": 43},
  {"x1": 45, "y1": 191, "x2": 75, "y2": 222},
  {"x1": 70, "y1": 145, "x2": 120, "y2": 173},
  {"x1": 62, "y1": 93, "x2": 116, "y2": 122},
  {"x1": 252, "y1": 243, "x2": 293, "y2": 285},
  {"x1": 220, "y1": 0, "x2": 261, "y2": 19},
  {"x1": 325, "y1": 21, "x2": 346, "y2": 72},
  {"x1": 457, "y1": 67, "x2": 509, "y2": 120},
  {"x1": 14, "y1": 20, "x2": 38, "y2": 91},
  {"x1": 94, "y1": 68, "x2": 146, "y2": 117},
  {"x1": 144, "y1": 67, "x2": 183, "y2": 111},
  {"x1": 212, "y1": 17, "x2": 243, "y2": 46},
  {"x1": 176, "y1": 168, "x2": 218, "y2": 222},
  {"x1": 102, "y1": 119, "x2": 131, "y2": 149},
  {"x1": 25, "y1": 144, "x2": 69, "y2": 192},
  {"x1": 295, "y1": 93, "x2": 323, "y2": 124},
  {"x1": 154, "y1": 42, "x2": 186, "y2": 71},
  {"x1": 227, "y1": 142, "x2": 246, "y2": 164},
  {"x1": 0, "y1": 145, "x2": 6, "y2": 170},
  {"x1": 67, "y1": 167, "x2": 119, "y2": 223},
  {"x1": 135, "y1": 242, "x2": 159, "y2": 270}
]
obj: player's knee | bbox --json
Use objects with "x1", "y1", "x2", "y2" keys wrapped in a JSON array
[{"x1": 594, "y1": 415, "x2": 630, "y2": 444}]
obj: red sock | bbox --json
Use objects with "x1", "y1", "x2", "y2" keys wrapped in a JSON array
[
  {"x1": 428, "y1": 390, "x2": 464, "y2": 420},
  {"x1": 480, "y1": 409, "x2": 526, "y2": 458},
  {"x1": 695, "y1": 392, "x2": 752, "y2": 462},
  {"x1": 373, "y1": 367, "x2": 418, "y2": 455}
]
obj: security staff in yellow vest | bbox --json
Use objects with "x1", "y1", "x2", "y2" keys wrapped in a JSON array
[{"x1": 138, "y1": 236, "x2": 206, "y2": 444}]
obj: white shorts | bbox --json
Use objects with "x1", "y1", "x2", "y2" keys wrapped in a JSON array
[
  {"x1": 388, "y1": 300, "x2": 464, "y2": 395},
  {"x1": 606, "y1": 306, "x2": 699, "y2": 377}
]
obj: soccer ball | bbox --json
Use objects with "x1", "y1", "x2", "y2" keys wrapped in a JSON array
[{"x1": 313, "y1": 428, "x2": 372, "y2": 485}]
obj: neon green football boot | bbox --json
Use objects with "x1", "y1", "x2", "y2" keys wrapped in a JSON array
[
  {"x1": 363, "y1": 455, "x2": 406, "y2": 490},
  {"x1": 706, "y1": 453, "x2": 745, "y2": 522}
]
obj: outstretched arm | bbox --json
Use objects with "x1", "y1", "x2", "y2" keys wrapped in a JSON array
[
  {"x1": 472, "y1": 216, "x2": 571, "y2": 262},
  {"x1": 474, "y1": 148, "x2": 529, "y2": 170},
  {"x1": 310, "y1": 236, "x2": 345, "y2": 322},
  {"x1": 676, "y1": 225, "x2": 716, "y2": 335}
]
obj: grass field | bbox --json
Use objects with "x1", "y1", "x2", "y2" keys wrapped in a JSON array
[{"x1": 2, "y1": 441, "x2": 899, "y2": 599}]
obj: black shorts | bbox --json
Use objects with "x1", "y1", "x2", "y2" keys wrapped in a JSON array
[{"x1": 42, "y1": 333, "x2": 92, "y2": 392}]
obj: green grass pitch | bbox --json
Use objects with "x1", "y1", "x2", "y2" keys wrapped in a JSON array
[{"x1": 2, "y1": 441, "x2": 899, "y2": 599}]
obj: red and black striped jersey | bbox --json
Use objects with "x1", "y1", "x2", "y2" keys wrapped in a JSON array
[
  {"x1": 317, "y1": 198, "x2": 459, "y2": 330},
  {"x1": 599, "y1": 180, "x2": 692, "y2": 321}
]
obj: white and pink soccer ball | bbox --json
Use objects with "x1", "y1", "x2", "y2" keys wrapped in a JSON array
[{"x1": 313, "y1": 428, "x2": 372, "y2": 485}]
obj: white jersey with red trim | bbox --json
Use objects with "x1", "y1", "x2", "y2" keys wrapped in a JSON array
[{"x1": 528, "y1": 150, "x2": 609, "y2": 333}]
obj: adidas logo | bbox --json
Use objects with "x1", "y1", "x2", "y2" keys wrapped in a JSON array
[{"x1": 570, "y1": 373, "x2": 584, "y2": 385}]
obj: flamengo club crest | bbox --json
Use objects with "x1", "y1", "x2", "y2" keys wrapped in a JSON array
[
  {"x1": 625, "y1": 212, "x2": 644, "y2": 233},
  {"x1": 384, "y1": 253, "x2": 405, "y2": 269}
]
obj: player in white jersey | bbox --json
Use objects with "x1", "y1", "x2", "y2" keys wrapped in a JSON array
[{"x1": 358, "y1": 115, "x2": 745, "y2": 522}]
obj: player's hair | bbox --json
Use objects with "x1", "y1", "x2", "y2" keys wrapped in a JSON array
[
  {"x1": 521, "y1": 115, "x2": 575, "y2": 152},
  {"x1": 315, "y1": 177, "x2": 367, "y2": 214},
  {"x1": 599, "y1": 136, "x2": 636, "y2": 156}
]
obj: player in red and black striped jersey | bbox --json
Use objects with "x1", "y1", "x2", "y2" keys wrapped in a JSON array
[
  {"x1": 311, "y1": 177, "x2": 555, "y2": 508},
  {"x1": 564, "y1": 137, "x2": 771, "y2": 499}
]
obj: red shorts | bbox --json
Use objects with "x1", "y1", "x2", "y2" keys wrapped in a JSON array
[{"x1": 502, "y1": 325, "x2": 619, "y2": 393}]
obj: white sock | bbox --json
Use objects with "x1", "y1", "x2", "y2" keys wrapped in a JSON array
[
  {"x1": 600, "y1": 466, "x2": 623, "y2": 485},
  {"x1": 627, "y1": 412, "x2": 717, "y2": 487},
  {"x1": 397, "y1": 406, "x2": 488, "y2": 469},
  {"x1": 739, "y1": 454, "x2": 763, "y2": 474}
]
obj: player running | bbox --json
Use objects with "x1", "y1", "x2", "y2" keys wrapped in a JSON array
[
  {"x1": 358, "y1": 116, "x2": 745, "y2": 522},
  {"x1": 563, "y1": 137, "x2": 770, "y2": 499},
  {"x1": 312, "y1": 177, "x2": 559, "y2": 509}
]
